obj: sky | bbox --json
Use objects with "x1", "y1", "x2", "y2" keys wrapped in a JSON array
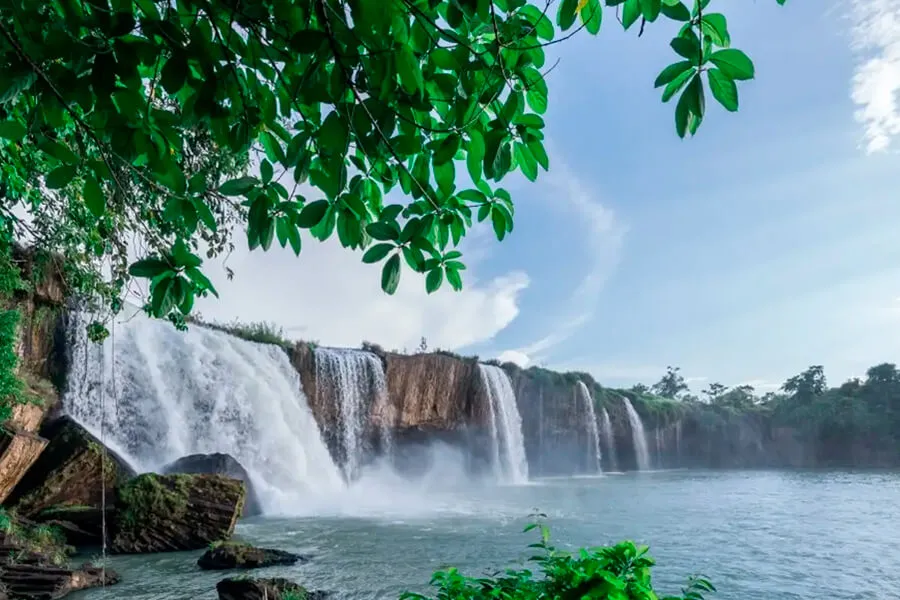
[{"x1": 197, "y1": 0, "x2": 900, "y2": 394}]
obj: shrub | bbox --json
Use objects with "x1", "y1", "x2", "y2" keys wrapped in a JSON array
[{"x1": 401, "y1": 519, "x2": 715, "y2": 600}]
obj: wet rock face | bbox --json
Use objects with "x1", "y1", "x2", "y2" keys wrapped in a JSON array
[
  {"x1": 6, "y1": 416, "x2": 134, "y2": 518},
  {"x1": 110, "y1": 473, "x2": 245, "y2": 554},
  {"x1": 162, "y1": 453, "x2": 262, "y2": 517},
  {"x1": 197, "y1": 542, "x2": 306, "y2": 570},
  {"x1": 216, "y1": 577, "x2": 327, "y2": 600}
]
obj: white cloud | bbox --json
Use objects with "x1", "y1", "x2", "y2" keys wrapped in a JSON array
[
  {"x1": 499, "y1": 154, "x2": 625, "y2": 363},
  {"x1": 850, "y1": 0, "x2": 900, "y2": 153},
  {"x1": 193, "y1": 225, "x2": 528, "y2": 352}
]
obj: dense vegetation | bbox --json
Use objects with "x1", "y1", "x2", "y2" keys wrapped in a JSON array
[
  {"x1": 628, "y1": 363, "x2": 900, "y2": 468},
  {"x1": 404, "y1": 519, "x2": 716, "y2": 600},
  {"x1": 0, "y1": 0, "x2": 785, "y2": 338}
]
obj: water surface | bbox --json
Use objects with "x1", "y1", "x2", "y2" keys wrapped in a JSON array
[{"x1": 73, "y1": 470, "x2": 899, "y2": 600}]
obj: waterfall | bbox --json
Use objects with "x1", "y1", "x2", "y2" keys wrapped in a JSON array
[
  {"x1": 478, "y1": 364, "x2": 528, "y2": 484},
  {"x1": 675, "y1": 420, "x2": 683, "y2": 464},
  {"x1": 314, "y1": 347, "x2": 388, "y2": 481},
  {"x1": 63, "y1": 309, "x2": 344, "y2": 513},
  {"x1": 576, "y1": 381, "x2": 602, "y2": 474},
  {"x1": 655, "y1": 427, "x2": 663, "y2": 469},
  {"x1": 599, "y1": 407, "x2": 618, "y2": 472},
  {"x1": 622, "y1": 397, "x2": 651, "y2": 471}
]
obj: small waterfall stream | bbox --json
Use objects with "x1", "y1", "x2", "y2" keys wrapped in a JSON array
[
  {"x1": 622, "y1": 397, "x2": 651, "y2": 471},
  {"x1": 576, "y1": 381, "x2": 602, "y2": 474},
  {"x1": 314, "y1": 347, "x2": 388, "y2": 481},
  {"x1": 599, "y1": 407, "x2": 618, "y2": 472},
  {"x1": 63, "y1": 309, "x2": 344, "y2": 513},
  {"x1": 478, "y1": 364, "x2": 529, "y2": 484}
]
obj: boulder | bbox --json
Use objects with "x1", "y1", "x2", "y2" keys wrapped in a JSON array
[
  {"x1": 110, "y1": 473, "x2": 245, "y2": 554},
  {"x1": 0, "y1": 431, "x2": 48, "y2": 504},
  {"x1": 162, "y1": 453, "x2": 262, "y2": 517},
  {"x1": 198, "y1": 541, "x2": 305, "y2": 570},
  {"x1": 6, "y1": 417, "x2": 134, "y2": 517},
  {"x1": 0, "y1": 563, "x2": 119, "y2": 600},
  {"x1": 216, "y1": 577, "x2": 326, "y2": 600}
]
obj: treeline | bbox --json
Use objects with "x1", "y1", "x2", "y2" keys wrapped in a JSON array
[{"x1": 631, "y1": 364, "x2": 900, "y2": 468}]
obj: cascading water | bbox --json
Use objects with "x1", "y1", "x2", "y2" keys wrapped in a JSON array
[
  {"x1": 576, "y1": 381, "x2": 602, "y2": 474},
  {"x1": 63, "y1": 309, "x2": 345, "y2": 513},
  {"x1": 622, "y1": 397, "x2": 651, "y2": 471},
  {"x1": 314, "y1": 347, "x2": 389, "y2": 481},
  {"x1": 655, "y1": 427, "x2": 663, "y2": 468},
  {"x1": 599, "y1": 407, "x2": 619, "y2": 472},
  {"x1": 478, "y1": 364, "x2": 528, "y2": 484}
]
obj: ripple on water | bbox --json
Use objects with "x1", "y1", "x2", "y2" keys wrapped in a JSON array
[{"x1": 70, "y1": 470, "x2": 900, "y2": 600}]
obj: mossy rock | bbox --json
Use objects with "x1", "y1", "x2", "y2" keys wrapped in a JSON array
[
  {"x1": 216, "y1": 577, "x2": 327, "y2": 600},
  {"x1": 110, "y1": 473, "x2": 245, "y2": 554},
  {"x1": 33, "y1": 504, "x2": 110, "y2": 547},
  {"x1": 6, "y1": 417, "x2": 134, "y2": 518},
  {"x1": 162, "y1": 453, "x2": 262, "y2": 517},
  {"x1": 198, "y1": 541, "x2": 305, "y2": 570}
]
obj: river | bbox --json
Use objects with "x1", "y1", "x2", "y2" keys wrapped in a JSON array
[{"x1": 71, "y1": 469, "x2": 900, "y2": 600}]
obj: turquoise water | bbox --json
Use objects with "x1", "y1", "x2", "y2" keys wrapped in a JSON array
[{"x1": 72, "y1": 470, "x2": 900, "y2": 599}]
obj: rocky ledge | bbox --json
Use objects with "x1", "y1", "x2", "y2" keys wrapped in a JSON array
[
  {"x1": 217, "y1": 577, "x2": 327, "y2": 600},
  {"x1": 198, "y1": 541, "x2": 306, "y2": 570},
  {"x1": 110, "y1": 473, "x2": 246, "y2": 554}
]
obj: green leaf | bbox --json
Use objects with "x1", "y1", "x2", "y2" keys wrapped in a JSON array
[
  {"x1": 83, "y1": 177, "x2": 105, "y2": 217},
  {"x1": 433, "y1": 134, "x2": 461, "y2": 166},
  {"x1": 161, "y1": 54, "x2": 188, "y2": 94},
  {"x1": 366, "y1": 221, "x2": 400, "y2": 241},
  {"x1": 219, "y1": 177, "x2": 258, "y2": 196},
  {"x1": 319, "y1": 112, "x2": 350, "y2": 155},
  {"x1": 261, "y1": 130, "x2": 286, "y2": 164},
  {"x1": 128, "y1": 258, "x2": 171, "y2": 278},
  {"x1": 363, "y1": 243, "x2": 395, "y2": 263},
  {"x1": 640, "y1": 0, "x2": 661, "y2": 22},
  {"x1": 528, "y1": 140, "x2": 549, "y2": 171},
  {"x1": 662, "y1": 66, "x2": 695, "y2": 102},
  {"x1": 151, "y1": 276, "x2": 175, "y2": 317},
  {"x1": 0, "y1": 120, "x2": 26, "y2": 141},
  {"x1": 581, "y1": 0, "x2": 602, "y2": 35},
  {"x1": 622, "y1": 0, "x2": 641, "y2": 30},
  {"x1": 700, "y1": 13, "x2": 730, "y2": 47},
  {"x1": 467, "y1": 131, "x2": 485, "y2": 182},
  {"x1": 297, "y1": 200, "x2": 330, "y2": 228},
  {"x1": 515, "y1": 142, "x2": 538, "y2": 182},
  {"x1": 381, "y1": 254, "x2": 401, "y2": 294},
  {"x1": 491, "y1": 206, "x2": 507, "y2": 241},
  {"x1": 446, "y1": 265, "x2": 463, "y2": 291},
  {"x1": 654, "y1": 61, "x2": 693, "y2": 88},
  {"x1": 260, "y1": 159, "x2": 274, "y2": 184},
  {"x1": 670, "y1": 35, "x2": 700, "y2": 62},
  {"x1": 709, "y1": 48, "x2": 755, "y2": 80},
  {"x1": 660, "y1": 1, "x2": 690, "y2": 20},
  {"x1": 396, "y1": 47, "x2": 424, "y2": 95},
  {"x1": 45, "y1": 165, "x2": 76, "y2": 189},
  {"x1": 526, "y1": 86, "x2": 548, "y2": 115},
  {"x1": 185, "y1": 266, "x2": 218, "y2": 297},
  {"x1": 288, "y1": 225, "x2": 302, "y2": 256},
  {"x1": 557, "y1": 0, "x2": 578, "y2": 30},
  {"x1": 707, "y1": 68, "x2": 738, "y2": 111},
  {"x1": 425, "y1": 268, "x2": 443, "y2": 294}
]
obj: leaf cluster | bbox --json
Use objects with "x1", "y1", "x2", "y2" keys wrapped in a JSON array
[
  {"x1": 401, "y1": 518, "x2": 716, "y2": 600},
  {"x1": 0, "y1": 0, "x2": 786, "y2": 327}
]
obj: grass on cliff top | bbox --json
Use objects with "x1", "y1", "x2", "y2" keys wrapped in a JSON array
[{"x1": 189, "y1": 317, "x2": 293, "y2": 348}]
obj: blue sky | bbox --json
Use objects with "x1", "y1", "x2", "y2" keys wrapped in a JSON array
[{"x1": 200, "y1": 0, "x2": 900, "y2": 394}]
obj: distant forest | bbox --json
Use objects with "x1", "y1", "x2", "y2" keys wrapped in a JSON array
[{"x1": 631, "y1": 364, "x2": 900, "y2": 467}]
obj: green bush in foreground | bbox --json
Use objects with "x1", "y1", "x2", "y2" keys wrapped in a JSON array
[{"x1": 402, "y1": 521, "x2": 714, "y2": 600}]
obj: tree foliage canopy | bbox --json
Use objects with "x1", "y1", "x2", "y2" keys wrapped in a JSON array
[{"x1": 1, "y1": 0, "x2": 785, "y2": 334}]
